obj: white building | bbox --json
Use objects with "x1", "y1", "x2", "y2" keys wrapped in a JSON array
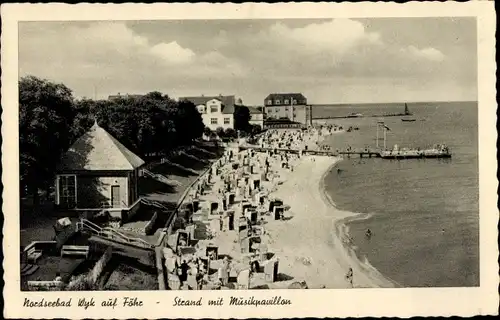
[
  {"x1": 180, "y1": 95, "x2": 236, "y2": 131},
  {"x1": 248, "y1": 106, "x2": 265, "y2": 129}
]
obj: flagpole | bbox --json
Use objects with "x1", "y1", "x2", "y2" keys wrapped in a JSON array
[
  {"x1": 383, "y1": 126, "x2": 387, "y2": 150},
  {"x1": 376, "y1": 123, "x2": 379, "y2": 148}
]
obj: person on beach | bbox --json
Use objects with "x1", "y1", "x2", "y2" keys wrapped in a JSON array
[
  {"x1": 346, "y1": 267, "x2": 354, "y2": 287},
  {"x1": 179, "y1": 260, "x2": 189, "y2": 288},
  {"x1": 365, "y1": 228, "x2": 372, "y2": 239}
]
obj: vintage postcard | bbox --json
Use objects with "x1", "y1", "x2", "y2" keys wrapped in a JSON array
[{"x1": 2, "y1": 2, "x2": 498, "y2": 319}]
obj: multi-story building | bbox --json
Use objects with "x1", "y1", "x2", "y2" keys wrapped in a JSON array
[
  {"x1": 180, "y1": 95, "x2": 236, "y2": 131},
  {"x1": 263, "y1": 93, "x2": 311, "y2": 125}
]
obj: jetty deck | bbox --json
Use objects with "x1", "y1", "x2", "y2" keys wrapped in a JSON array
[{"x1": 240, "y1": 145, "x2": 451, "y2": 160}]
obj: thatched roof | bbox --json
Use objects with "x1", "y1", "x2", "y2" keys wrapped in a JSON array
[{"x1": 58, "y1": 122, "x2": 145, "y2": 171}]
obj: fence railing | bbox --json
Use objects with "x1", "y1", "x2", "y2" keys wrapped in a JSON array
[{"x1": 77, "y1": 219, "x2": 153, "y2": 249}]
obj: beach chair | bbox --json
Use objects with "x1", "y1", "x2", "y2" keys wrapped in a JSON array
[{"x1": 236, "y1": 269, "x2": 250, "y2": 289}]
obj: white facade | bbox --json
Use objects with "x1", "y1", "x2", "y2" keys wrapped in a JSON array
[
  {"x1": 197, "y1": 99, "x2": 234, "y2": 131},
  {"x1": 249, "y1": 112, "x2": 265, "y2": 129}
]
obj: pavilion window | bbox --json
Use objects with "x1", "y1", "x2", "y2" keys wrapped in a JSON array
[{"x1": 58, "y1": 175, "x2": 77, "y2": 208}]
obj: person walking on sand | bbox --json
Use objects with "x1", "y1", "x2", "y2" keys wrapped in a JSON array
[
  {"x1": 365, "y1": 228, "x2": 372, "y2": 240},
  {"x1": 346, "y1": 267, "x2": 354, "y2": 288}
]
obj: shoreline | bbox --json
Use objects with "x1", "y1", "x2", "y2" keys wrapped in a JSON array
[{"x1": 267, "y1": 153, "x2": 396, "y2": 288}]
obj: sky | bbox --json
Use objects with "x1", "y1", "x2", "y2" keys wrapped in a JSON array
[{"x1": 18, "y1": 18, "x2": 477, "y2": 105}]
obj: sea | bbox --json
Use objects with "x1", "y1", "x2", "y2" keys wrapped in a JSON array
[{"x1": 317, "y1": 101, "x2": 479, "y2": 287}]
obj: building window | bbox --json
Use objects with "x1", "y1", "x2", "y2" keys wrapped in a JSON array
[
  {"x1": 224, "y1": 117, "x2": 230, "y2": 124},
  {"x1": 275, "y1": 108, "x2": 279, "y2": 113},
  {"x1": 211, "y1": 118, "x2": 218, "y2": 125},
  {"x1": 58, "y1": 175, "x2": 76, "y2": 208},
  {"x1": 284, "y1": 99, "x2": 289, "y2": 104},
  {"x1": 267, "y1": 100, "x2": 272, "y2": 105},
  {"x1": 292, "y1": 99, "x2": 297, "y2": 104},
  {"x1": 275, "y1": 100, "x2": 281, "y2": 105},
  {"x1": 210, "y1": 105, "x2": 218, "y2": 113}
]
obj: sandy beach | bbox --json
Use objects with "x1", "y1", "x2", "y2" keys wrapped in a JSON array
[
  {"x1": 164, "y1": 127, "x2": 396, "y2": 290},
  {"x1": 266, "y1": 155, "x2": 396, "y2": 288}
]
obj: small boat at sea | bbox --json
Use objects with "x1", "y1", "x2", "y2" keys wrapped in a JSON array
[
  {"x1": 380, "y1": 144, "x2": 451, "y2": 159},
  {"x1": 401, "y1": 103, "x2": 416, "y2": 121},
  {"x1": 404, "y1": 103, "x2": 412, "y2": 116}
]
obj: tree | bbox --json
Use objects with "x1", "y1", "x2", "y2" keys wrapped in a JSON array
[
  {"x1": 215, "y1": 127, "x2": 225, "y2": 138},
  {"x1": 234, "y1": 105, "x2": 251, "y2": 132},
  {"x1": 175, "y1": 99, "x2": 204, "y2": 145},
  {"x1": 251, "y1": 124, "x2": 263, "y2": 136},
  {"x1": 203, "y1": 127, "x2": 213, "y2": 138},
  {"x1": 19, "y1": 75, "x2": 76, "y2": 208},
  {"x1": 224, "y1": 128, "x2": 237, "y2": 140}
]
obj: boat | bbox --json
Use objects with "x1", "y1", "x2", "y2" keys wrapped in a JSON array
[
  {"x1": 401, "y1": 103, "x2": 416, "y2": 121},
  {"x1": 380, "y1": 144, "x2": 451, "y2": 159},
  {"x1": 404, "y1": 103, "x2": 412, "y2": 116}
]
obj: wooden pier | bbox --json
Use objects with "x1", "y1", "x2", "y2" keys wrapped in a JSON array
[
  {"x1": 338, "y1": 149, "x2": 381, "y2": 158},
  {"x1": 239, "y1": 145, "x2": 337, "y2": 157},
  {"x1": 240, "y1": 145, "x2": 451, "y2": 160},
  {"x1": 239, "y1": 145, "x2": 380, "y2": 158}
]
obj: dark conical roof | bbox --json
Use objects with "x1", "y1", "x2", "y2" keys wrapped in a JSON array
[{"x1": 58, "y1": 122, "x2": 145, "y2": 171}]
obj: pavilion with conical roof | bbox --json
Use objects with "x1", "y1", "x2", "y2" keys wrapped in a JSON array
[{"x1": 55, "y1": 121, "x2": 145, "y2": 214}]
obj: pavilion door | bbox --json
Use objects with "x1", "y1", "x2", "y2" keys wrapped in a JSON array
[{"x1": 111, "y1": 185, "x2": 121, "y2": 208}]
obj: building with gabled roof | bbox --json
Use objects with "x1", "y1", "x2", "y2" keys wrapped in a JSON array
[
  {"x1": 179, "y1": 95, "x2": 237, "y2": 130},
  {"x1": 55, "y1": 121, "x2": 145, "y2": 214}
]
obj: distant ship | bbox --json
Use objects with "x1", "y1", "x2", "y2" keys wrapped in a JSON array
[
  {"x1": 401, "y1": 103, "x2": 416, "y2": 122},
  {"x1": 380, "y1": 144, "x2": 451, "y2": 159}
]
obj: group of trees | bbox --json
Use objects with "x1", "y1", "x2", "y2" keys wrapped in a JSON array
[{"x1": 20, "y1": 75, "x2": 204, "y2": 204}]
